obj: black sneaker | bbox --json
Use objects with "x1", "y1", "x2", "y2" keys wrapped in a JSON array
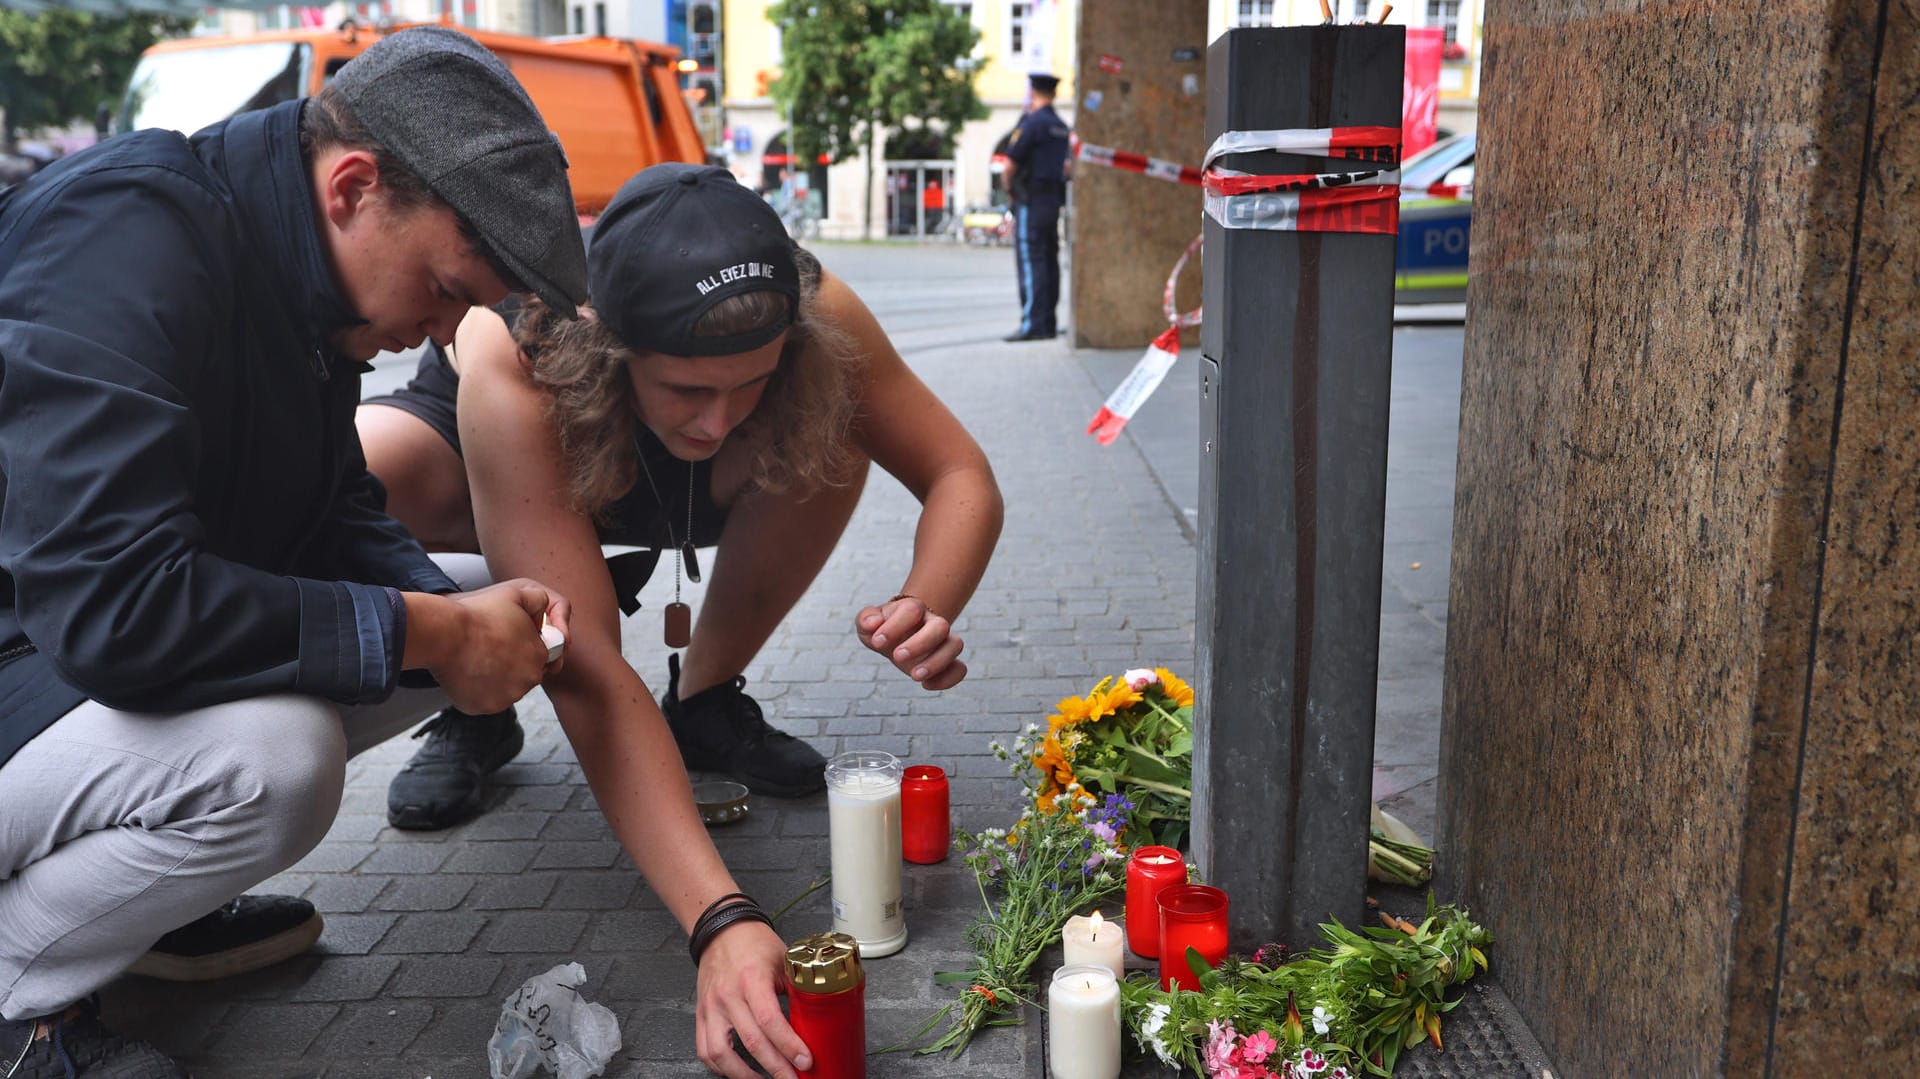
[
  {"x1": 661, "y1": 654, "x2": 826, "y2": 797},
  {"x1": 2, "y1": 998, "x2": 187, "y2": 1079},
  {"x1": 124, "y1": 895, "x2": 322, "y2": 983},
  {"x1": 386, "y1": 705, "x2": 524, "y2": 830}
]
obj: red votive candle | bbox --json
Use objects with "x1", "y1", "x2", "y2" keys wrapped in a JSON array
[
  {"x1": 899, "y1": 765, "x2": 950, "y2": 864},
  {"x1": 1124, "y1": 846, "x2": 1186, "y2": 958},
  {"x1": 786, "y1": 932, "x2": 866, "y2": 1079},
  {"x1": 1157, "y1": 884, "x2": 1229, "y2": 992}
]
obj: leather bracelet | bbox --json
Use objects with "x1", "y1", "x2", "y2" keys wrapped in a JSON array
[
  {"x1": 889, "y1": 592, "x2": 939, "y2": 618},
  {"x1": 692, "y1": 892, "x2": 754, "y2": 932},
  {"x1": 689, "y1": 892, "x2": 755, "y2": 948},
  {"x1": 689, "y1": 902, "x2": 774, "y2": 965}
]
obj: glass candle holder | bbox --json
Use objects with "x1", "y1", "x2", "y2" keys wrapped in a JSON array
[
  {"x1": 1157, "y1": 884, "x2": 1229, "y2": 992},
  {"x1": 899, "y1": 764, "x2": 950, "y2": 864},
  {"x1": 827, "y1": 751, "x2": 908, "y2": 957},
  {"x1": 1124, "y1": 845, "x2": 1186, "y2": 958},
  {"x1": 1046, "y1": 964, "x2": 1120, "y2": 1079}
]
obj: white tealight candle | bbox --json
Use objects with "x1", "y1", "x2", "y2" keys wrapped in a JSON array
[
  {"x1": 1061, "y1": 910, "x2": 1125, "y2": 981},
  {"x1": 540, "y1": 622, "x2": 566, "y2": 664},
  {"x1": 1047, "y1": 964, "x2": 1120, "y2": 1079}
]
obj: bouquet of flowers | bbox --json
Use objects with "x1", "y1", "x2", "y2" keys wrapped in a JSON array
[
  {"x1": 997, "y1": 667, "x2": 1195, "y2": 849},
  {"x1": 900, "y1": 785, "x2": 1134, "y2": 1057},
  {"x1": 1120, "y1": 896, "x2": 1493, "y2": 1078}
]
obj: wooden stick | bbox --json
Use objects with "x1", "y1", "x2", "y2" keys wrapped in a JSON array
[{"x1": 1375, "y1": 3, "x2": 1393, "y2": 23}]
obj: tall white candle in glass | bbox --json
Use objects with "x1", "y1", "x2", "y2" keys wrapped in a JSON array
[
  {"x1": 1061, "y1": 910, "x2": 1125, "y2": 981},
  {"x1": 826, "y1": 750, "x2": 908, "y2": 957},
  {"x1": 1047, "y1": 964, "x2": 1121, "y2": 1079}
]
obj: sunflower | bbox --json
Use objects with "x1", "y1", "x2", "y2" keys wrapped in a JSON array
[{"x1": 1154, "y1": 667, "x2": 1195, "y2": 708}]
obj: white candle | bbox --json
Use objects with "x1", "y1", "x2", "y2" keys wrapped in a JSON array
[
  {"x1": 827, "y1": 751, "x2": 908, "y2": 957},
  {"x1": 1062, "y1": 911, "x2": 1125, "y2": 981},
  {"x1": 1047, "y1": 964, "x2": 1120, "y2": 1079},
  {"x1": 540, "y1": 622, "x2": 566, "y2": 664}
]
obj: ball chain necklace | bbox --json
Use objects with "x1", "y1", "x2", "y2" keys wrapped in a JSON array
[{"x1": 634, "y1": 445, "x2": 698, "y2": 648}]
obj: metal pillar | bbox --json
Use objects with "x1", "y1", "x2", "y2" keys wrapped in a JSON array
[{"x1": 1192, "y1": 25, "x2": 1403, "y2": 952}]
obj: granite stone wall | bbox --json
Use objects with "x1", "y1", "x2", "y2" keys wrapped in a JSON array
[
  {"x1": 1436, "y1": 2, "x2": 1918, "y2": 1075},
  {"x1": 1069, "y1": 0, "x2": 1207, "y2": 349}
]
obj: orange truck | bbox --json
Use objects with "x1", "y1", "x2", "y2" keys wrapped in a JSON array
[{"x1": 115, "y1": 19, "x2": 706, "y2": 214}]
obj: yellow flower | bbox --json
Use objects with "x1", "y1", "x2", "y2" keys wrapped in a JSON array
[
  {"x1": 1033, "y1": 736, "x2": 1075, "y2": 790},
  {"x1": 1101, "y1": 682, "x2": 1144, "y2": 714},
  {"x1": 1050, "y1": 692, "x2": 1100, "y2": 729},
  {"x1": 1154, "y1": 667, "x2": 1195, "y2": 707}
]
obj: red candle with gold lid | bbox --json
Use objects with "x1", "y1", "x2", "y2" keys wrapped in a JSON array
[
  {"x1": 1124, "y1": 845, "x2": 1186, "y2": 958},
  {"x1": 786, "y1": 931, "x2": 866, "y2": 1078}
]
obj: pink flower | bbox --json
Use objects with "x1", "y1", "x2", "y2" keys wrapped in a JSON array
[
  {"x1": 1299, "y1": 1049, "x2": 1328, "y2": 1074},
  {"x1": 1121, "y1": 667, "x2": 1159, "y2": 690},
  {"x1": 1240, "y1": 1030, "x2": 1277, "y2": 1064},
  {"x1": 1203, "y1": 1020, "x2": 1240, "y2": 1073}
]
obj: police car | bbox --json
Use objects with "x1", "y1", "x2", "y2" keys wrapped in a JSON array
[{"x1": 1395, "y1": 133, "x2": 1476, "y2": 304}]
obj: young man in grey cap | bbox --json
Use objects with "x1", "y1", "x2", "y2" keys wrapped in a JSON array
[{"x1": 0, "y1": 26, "x2": 582, "y2": 1076}]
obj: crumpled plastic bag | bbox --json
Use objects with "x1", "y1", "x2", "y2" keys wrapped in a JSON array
[{"x1": 488, "y1": 962, "x2": 623, "y2": 1079}]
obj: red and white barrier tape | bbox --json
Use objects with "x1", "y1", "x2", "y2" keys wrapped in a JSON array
[
  {"x1": 1073, "y1": 137, "x2": 1204, "y2": 187},
  {"x1": 1202, "y1": 125, "x2": 1402, "y2": 235},
  {"x1": 1074, "y1": 126, "x2": 1403, "y2": 235},
  {"x1": 1082, "y1": 126, "x2": 1405, "y2": 444},
  {"x1": 1087, "y1": 234, "x2": 1203, "y2": 445}
]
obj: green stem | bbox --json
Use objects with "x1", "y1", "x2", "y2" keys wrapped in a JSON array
[
  {"x1": 769, "y1": 874, "x2": 830, "y2": 924},
  {"x1": 1108, "y1": 772, "x2": 1192, "y2": 798}
]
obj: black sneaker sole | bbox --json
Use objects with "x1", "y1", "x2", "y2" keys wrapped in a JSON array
[{"x1": 124, "y1": 912, "x2": 324, "y2": 982}]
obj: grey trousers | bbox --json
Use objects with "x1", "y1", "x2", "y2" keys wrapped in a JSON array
[{"x1": 0, "y1": 554, "x2": 489, "y2": 1021}]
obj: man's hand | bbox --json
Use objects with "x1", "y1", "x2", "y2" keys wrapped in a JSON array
[
  {"x1": 855, "y1": 594, "x2": 966, "y2": 690},
  {"x1": 696, "y1": 922, "x2": 812, "y2": 1079},
  {"x1": 404, "y1": 579, "x2": 570, "y2": 713}
]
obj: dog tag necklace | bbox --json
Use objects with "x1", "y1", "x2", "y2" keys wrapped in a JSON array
[{"x1": 637, "y1": 448, "x2": 699, "y2": 648}]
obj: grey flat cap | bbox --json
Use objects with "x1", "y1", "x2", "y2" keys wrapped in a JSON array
[{"x1": 332, "y1": 26, "x2": 587, "y2": 315}]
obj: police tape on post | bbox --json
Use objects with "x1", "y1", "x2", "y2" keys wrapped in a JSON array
[{"x1": 1081, "y1": 126, "x2": 1402, "y2": 443}]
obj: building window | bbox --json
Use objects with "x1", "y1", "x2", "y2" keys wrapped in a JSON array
[
  {"x1": 943, "y1": 0, "x2": 972, "y2": 20},
  {"x1": 1349, "y1": 0, "x2": 1371, "y2": 18},
  {"x1": 571, "y1": 4, "x2": 584, "y2": 33},
  {"x1": 593, "y1": 1, "x2": 605, "y2": 35},
  {"x1": 1008, "y1": 1, "x2": 1030, "y2": 57},
  {"x1": 1426, "y1": 0, "x2": 1462, "y2": 42},
  {"x1": 1233, "y1": 0, "x2": 1275, "y2": 27}
]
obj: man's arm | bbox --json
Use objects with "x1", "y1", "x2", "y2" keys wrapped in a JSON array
[{"x1": 0, "y1": 165, "x2": 415, "y2": 709}]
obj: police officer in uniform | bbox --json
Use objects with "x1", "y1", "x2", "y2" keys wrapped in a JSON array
[{"x1": 1004, "y1": 72, "x2": 1071, "y2": 341}]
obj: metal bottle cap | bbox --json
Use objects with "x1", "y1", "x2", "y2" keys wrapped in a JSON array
[{"x1": 785, "y1": 932, "x2": 864, "y2": 994}]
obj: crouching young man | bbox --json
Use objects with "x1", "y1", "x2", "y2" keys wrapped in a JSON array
[{"x1": 0, "y1": 28, "x2": 583, "y2": 1077}]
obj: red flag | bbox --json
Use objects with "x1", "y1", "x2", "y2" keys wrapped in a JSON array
[{"x1": 1403, "y1": 28, "x2": 1444, "y2": 158}]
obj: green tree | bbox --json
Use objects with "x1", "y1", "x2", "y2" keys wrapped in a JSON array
[
  {"x1": 766, "y1": 0, "x2": 985, "y2": 240},
  {"x1": 0, "y1": 9, "x2": 190, "y2": 151}
]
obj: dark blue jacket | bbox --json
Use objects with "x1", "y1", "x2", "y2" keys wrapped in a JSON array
[
  {"x1": 0, "y1": 100, "x2": 456, "y2": 768},
  {"x1": 1006, "y1": 103, "x2": 1071, "y2": 199}
]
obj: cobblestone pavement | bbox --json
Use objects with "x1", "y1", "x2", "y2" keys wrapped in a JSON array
[{"x1": 100, "y1": 242, "x2": 1465, "y2": 1078}]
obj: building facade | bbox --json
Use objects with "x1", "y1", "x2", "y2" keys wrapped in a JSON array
[
  {"x1": 721, "y1": 0, "x2": 1078, "y2": 240},
  {"x1": 1205, "y1": 0, "x2": 1481, "y2": 136}
]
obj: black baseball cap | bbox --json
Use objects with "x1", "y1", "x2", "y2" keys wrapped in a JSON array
[
  {"x1": 588, "y1": 163, "x2": 799, "y2": 357},
  {"x1": 332, "y1": 26, "x2": 588, "y2": 316}
]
